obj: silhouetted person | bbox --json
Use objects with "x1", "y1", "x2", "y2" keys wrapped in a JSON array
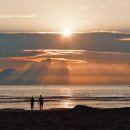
[
  {"x1": 30, "y1": 97, "x2": 35, "y2": 110},
  {"x1": 38, "y1": 95, "x2": 44, "y2": 110}
]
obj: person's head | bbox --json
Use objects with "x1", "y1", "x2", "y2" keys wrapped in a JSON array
[{"x1": 40, "y1": 95, "x2": 42, "y2": 97}]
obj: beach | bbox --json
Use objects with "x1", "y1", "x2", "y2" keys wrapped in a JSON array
[
  {"x1": 0, "y1": 0, "x2": 130, "y2": 129},
  {"x1": 0, "y1": 105, "x2": 130, "y2": 130}
]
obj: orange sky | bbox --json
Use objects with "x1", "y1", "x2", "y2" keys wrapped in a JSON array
[
  {"x1": 0, "y1": 0, "x2": 130, "y2": 32},
  {"x1": 0, "y1": 0, "x2": 130, "y2": 84}
]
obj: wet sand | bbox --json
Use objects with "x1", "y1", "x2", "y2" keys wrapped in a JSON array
[{"x1": 0, "y1": 105, "x2": 130, "y2": 130}]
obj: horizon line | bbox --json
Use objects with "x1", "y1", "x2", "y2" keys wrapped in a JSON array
[{"x1": 0, "y1": 30, "x2": 130, "y2": 34}]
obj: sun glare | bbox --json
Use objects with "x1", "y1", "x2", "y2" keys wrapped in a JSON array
[{"x1": 63, "y1": 29, "x2": 71, "y2": 36}]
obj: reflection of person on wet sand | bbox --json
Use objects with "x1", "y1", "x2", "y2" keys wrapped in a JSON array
[
  {"x1": 38, "y1": 95, "x2": 44, "y2": 110},
  {"x1": 30, "y1": 97, "x2": 35, "y2": 110}
]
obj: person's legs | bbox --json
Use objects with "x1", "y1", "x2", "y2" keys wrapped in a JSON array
[
  {"x1": 40, "y1": 105, "x2": 42, "y2": 110},
  {"x1": 40, "y1": 103, "x2": 41, "y2": 110},
  {"x1": 32, "y1": 104, "x2": 34, "y2": 110},
  {"x1": 31, "y1": 103, "x2": 34, "y2": 110},
  {"x1": 40, "y1": 103, "x2": 43, "y2": 110},
  {"x1": 41, "y1": 103, "x2": 43, "y2": 109}
]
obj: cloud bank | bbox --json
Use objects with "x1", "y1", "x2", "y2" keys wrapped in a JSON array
[
  {"x1": 0, "y1": 32, "x2": 130, "y2": 85},
  {"x1": 0, "y1": 15, "x2": 37, "y2": 19}
]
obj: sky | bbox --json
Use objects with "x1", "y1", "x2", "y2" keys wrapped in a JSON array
[
  {"x1": 0, "y1": 32, "x2": 130, "y2": 85},
  {"x1": 0, "y1": 0, "x2": 130, "y2": 85},
  {"x1": 0, "y1": 0, "x2": 130, "y2": 32}
]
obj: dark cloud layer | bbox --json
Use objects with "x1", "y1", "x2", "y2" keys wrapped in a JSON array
[{"x1": 0, "y1": 32, "x2": 130, "y2": 54}]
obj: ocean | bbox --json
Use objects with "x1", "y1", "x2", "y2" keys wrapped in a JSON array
[{"x1": 0, "y1": 85, "x2": 130, "y2": 110}]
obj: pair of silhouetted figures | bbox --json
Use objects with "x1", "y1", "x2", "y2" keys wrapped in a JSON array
[{"x1": 30, "y1": 95, "x2": 44, "y2": 110}]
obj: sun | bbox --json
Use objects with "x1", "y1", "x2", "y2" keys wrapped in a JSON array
[{"x1": 63, "y1": 29, "x2": 71, "y2": 36}]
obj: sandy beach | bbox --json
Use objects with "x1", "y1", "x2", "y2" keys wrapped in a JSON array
[{"x1": 0, "y1": 105, "x2": 130, "y2": 130}]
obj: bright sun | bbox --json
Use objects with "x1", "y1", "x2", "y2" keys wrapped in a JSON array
[{"x1": 63, "y1": 29, "x2": 71, "y2": 36}]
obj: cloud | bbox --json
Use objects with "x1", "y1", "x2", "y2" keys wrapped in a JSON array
[
  {"x1": 0, "y1": 59, "x2": 70, "y2": 85},
  {"x1": 0, "y1": 68, "x2": 15, "y2": 78},
  {"x1": 0, "y1": 14, "x2": 37, "y2": 19},
  {"x1": 23, "y1": 49, "x2": 86, "y2": 56},
  {"x1": 0, "y1": 32, "x2": 130, "y2": 85},
  {"x1": 78, "y1": 6, "x2": 91, "y2": 10},
  {"x1": 0, "y1": 32, "x2": 130, "y2": 53},
  {"x1": 0, "y1": 49, "x2": 41, "y2": 57},
  {"x1": 0, "y1": 68, "x2": 16, "y2": 84},
  {"x1": 5, "y1": 49, "x2": 129, "y2": 64},
  {"x1": 117, "y1": 38, "x2": 130, "y2": 41},
  {"x1": 9, "y1": 59, "x2": 70, "y2": 85},
  {"x1": 0, "y1": 59, "x2": 130, "y2": 85}
]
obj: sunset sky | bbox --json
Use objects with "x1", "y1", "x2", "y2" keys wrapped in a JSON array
[
  {"x1": 0, "y1": 0, "x2": 130, "y2": 32},
  {"x1": 0, "y1": 0, "x2": 130, "y2": 85}
]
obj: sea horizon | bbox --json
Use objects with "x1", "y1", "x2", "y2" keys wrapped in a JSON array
[{"x1": 0, "y1": 85, "x2": 130, "y2": 110}]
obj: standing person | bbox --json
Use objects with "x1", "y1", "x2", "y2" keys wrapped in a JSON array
[
  {"x1": 38, "y1": 95, "x2": 44, "y2": 110},
  {"x1": 30, "y1": 96, "x2": 35, "y2": 110}
]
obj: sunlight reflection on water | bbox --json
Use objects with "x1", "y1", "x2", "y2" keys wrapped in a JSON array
[{"x1": 0, "y1": 85, "x2": 130, "y2": 110}]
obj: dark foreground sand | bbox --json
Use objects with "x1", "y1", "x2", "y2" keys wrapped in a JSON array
[{"x1": 0, "y1": 105, "x2": 130, "y2": 130}]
